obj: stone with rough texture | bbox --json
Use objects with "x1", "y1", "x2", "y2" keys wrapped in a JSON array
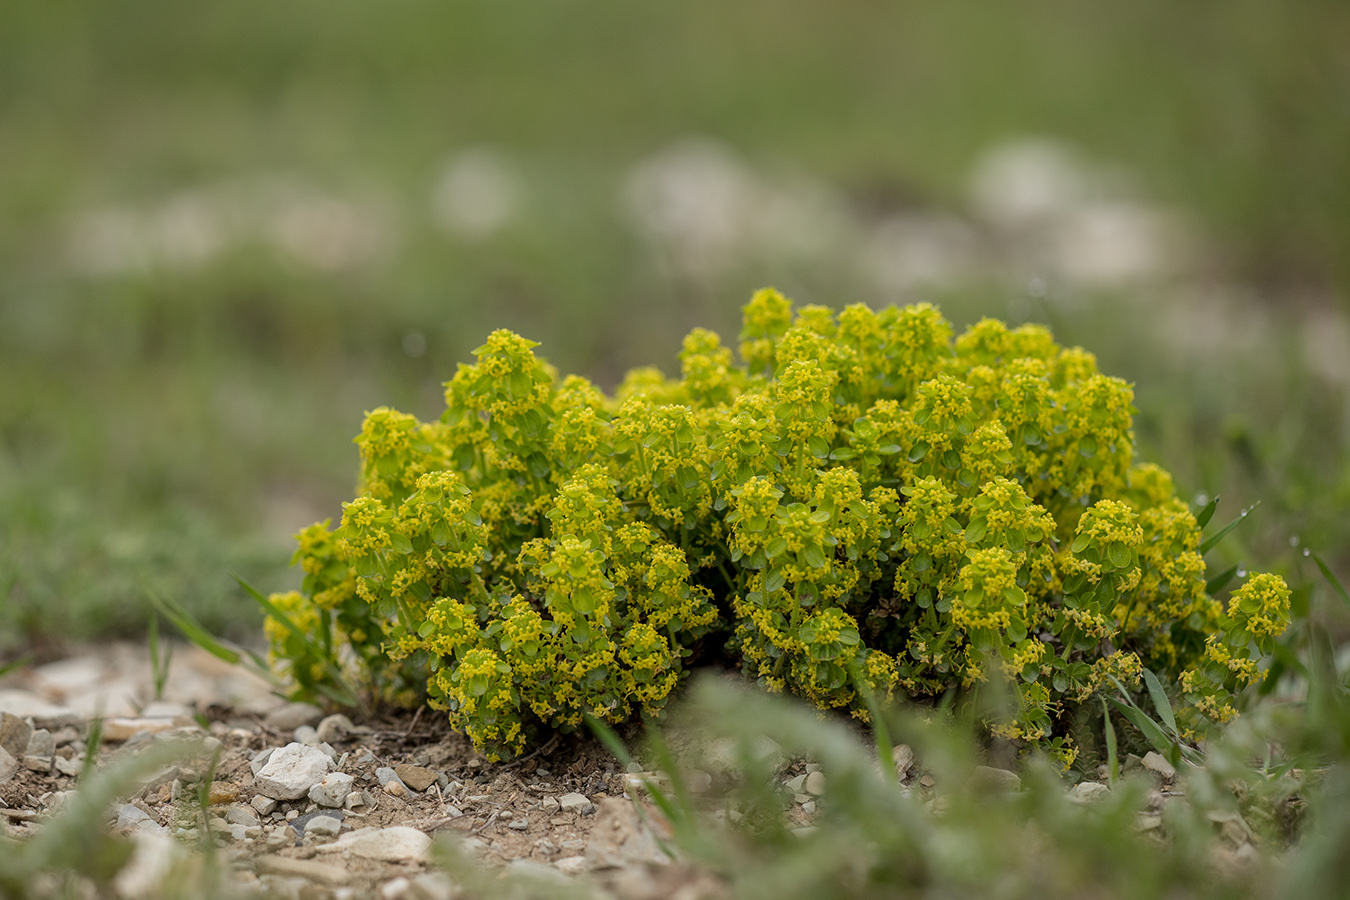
[
  {"x1": 804, "y1": 770, "x2": 827, "y2": 796},
  {"x1": 318, "y1": 826, "x2": 432, "y2": 862},
  {"x1": 559, "y1": 791, "x2": 591, "y2": 812},
  {"x1": 584, "y1": 798, "x2": 669, "y2": 869},
  {"x1": 316, "y1": 713, "x2": 370, "y2": 745},
  {"x1": 304, "y1": 815, "x2": 342, "y2": 837},
  {"x1": 26, "y1": 728, "x2": 55, "y2": 758},
  {"x1": 0, "y1": 713, "x2": 33, "y2": 759},
  {"x1": 1142, "y1": 752, "x2": 1177, "y2": 783},
  {"x1": 264, "y1": 701, "x2": 325, "y2": 732},
  {"x1": 0, "y1": 746, "x2": 18, "y2": 784},
  {"x1": 1070, "y1": 781, "x2": 1111, "y2": 803},
  {"x1": 310, "y1": 772, "x2": 356, "y2": 808},
  {"x1": 251, "y1": 795, "x2": 278, "y2": 816},
  {"x1": 254, "y1": 742, "x2": 334, "y2": 800},
  {"x1": 394, "y1": 763, "x2": 439, "y2": 792}
]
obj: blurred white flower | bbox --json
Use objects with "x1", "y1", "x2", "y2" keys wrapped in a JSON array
[{"x1": 431, "y1": 147, "x2": 524, "y2": 241}]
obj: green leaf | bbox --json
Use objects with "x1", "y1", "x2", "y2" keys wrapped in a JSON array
[
  {"x1": 1102, "y1": 699, "x2": 1119, "y2": 785},
  {"x1": 764, "y1": 567, "x2": 786, "y2": 594},
  {"x1": 764, "y1": 536, "x2": 789, "y2": 559},
  {"x1": 963, "y1": 518, "x2": 988, "y2": 545},
  {"x1": 146, "y1": 587, "x2": 240, "y2": 666},
  {"x1": 1107, "y1": 542, "x2": 1131, "y2": 569},
  {"x1": 907, "y1": 441, "x2": 930, "y2": 463},
  {"x1": 1195, "y1": 495, "x2": 1220, "y2": 529},
  {"x1": 1198, "y1": 502, "x2": 1258, "y2": 555},
  {"x1": 1070, "y1": 534, "x2": 1092, "y2": 554},
  {"x1": 804, "y1": 544, "x2": 827, "y2": 569},
  {"x1": 1141, "y1": 668, "x2": 1178, "y2": 735}
]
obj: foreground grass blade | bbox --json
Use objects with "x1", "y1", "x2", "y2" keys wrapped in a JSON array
[
  {"x1": 1198, "y1": 502, "x2": 1258, "y2": 556},
  {"x1": 1142, "y1": 668, "x2": 1179, "y2": 735},
  {"x1": 1102, "y1": 699, "x2": 1120, "y2": 785},
  {"x1": 235, "y1": 574, "x2": 363, "y2": 710},
  {"x1": 145, "y1": 586, "x2": 241, "y2": 666},
  {"x1": 1194, "y1": 495, "x2": 1220, "y2": 530}
]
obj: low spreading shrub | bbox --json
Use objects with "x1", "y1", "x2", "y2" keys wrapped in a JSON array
[{"x1": 267, "y1": 289, "x2": 1289, "y2": 762}]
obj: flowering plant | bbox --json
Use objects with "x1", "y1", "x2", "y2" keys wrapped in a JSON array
[{"x1": 267, "y1": 289, "x2": 1288, "y2": 762}]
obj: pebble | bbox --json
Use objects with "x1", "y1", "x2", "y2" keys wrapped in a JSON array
[
  {"x1": 226, "y1": 806, "x2": 260, "y2": 826},
  {"x1": 304, "y1": 815, "x2": 343, "y2": 837},
  {"x1": 1142, "y1": 752, "x2": 1177, "y2": 783},
  {"x1": 508, "y1": 818, "x2": 529, "y2": 831},
  {"x1": 54, "y1": 755, "x2": 84, "y2": 776},
  {"x1": 555, "y1": 856, "x2": 587, "y2": 875},
  {"x1": 252, "y1": 795, "x2": 279, "y2": 816},
  {"x1": 310, "y1": 772, "x2": 356, "y2": 808},
  {"x1": 26, "y1": 729, "x2": 55, "y2": 758},
  {"x1": 784, "y1": 774, "x2": 807, "y2": 793},
  {"x1": 23, "y1": 756, "x2": 51, "y2": 774},
  {"x1": 558, "y1": 792, "x2": 591, "y2": 813},
  {"x1": 293, "y1": 725, "x2": 320, "y2": 745},
  {"x1": 804, "y1": 770, "x2": 827, "y2": 796},
  {"x1": 250, "y1": 747, "x2": 276, "y2": 776},
  {"x1": 394, "y1": 763, "x2": 439, "y2": 792},
  {"x1": 317, "y1": 826, "x2": 432, "y2": 862},
  {"x1": 1070, "y1": 782, "x2": 1111, "y2": 803},
  {"x1": 0, "y1": 746, "x2": 18, "y2": 784},
  {"x1": 208, "y1": 782, "x2": 241, "y2": 805},
  {"x1": 264, "y1": 702, "x2": 325, "y2": 732},
  {"x1": 376, "y1": 767, "x2": 408, "y2": 791},
  {"x1": 892, "y1": 744, "x2": 915, "y2": 779},
  {"x1": 254, "y1": 742, "x2": 335, "y2": 801},
  {"x1": 316, "y1": 714, "x2": 370, "y2": 745}
]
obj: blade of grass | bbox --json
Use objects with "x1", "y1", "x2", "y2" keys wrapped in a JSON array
[
  {"x1": 1199, "y1": 503, "x2": 1258, "y2": 556},
  {"x1": 1194, "y1": 495, "x2": 1220, "y2": 530},
  {"x1": 145, "y1": 587, "x2": 240, "y2": 666},
  {"x1": 851, "y1": 660, "x2": 898, "y2": 786},
  {"x1": 0, "y1": 655, "x2": 32, "y2": 680},
  {"x1": 235, "y1": 574, "x2": 363, "y2": 710},
  {"x1": 1102, "y1": 699, "x2": 1119, "y2": 786},
  {"x1": 1141, "y1": 668, "x2": 1178, "y2": 735}
]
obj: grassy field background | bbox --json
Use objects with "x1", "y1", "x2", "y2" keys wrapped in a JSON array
[{"x1": 2, "y1": 0, "x2": 1348, "y2": 656}]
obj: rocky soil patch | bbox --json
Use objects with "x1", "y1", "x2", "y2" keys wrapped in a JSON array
[{"x1": 0, "y1": 643, "x2": 1239, "y2": 899}]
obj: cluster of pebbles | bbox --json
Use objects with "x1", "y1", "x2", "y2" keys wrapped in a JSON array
[{"x1": 0, "y1": 643, "x2": 1258, "y2": 898}]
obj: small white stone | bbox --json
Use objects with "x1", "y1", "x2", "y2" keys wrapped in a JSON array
[
  {"x1": 309, "y1": 772, "x2": 355, "y2": 808},
  {"x1": 293, "y1": 725, "x2": 319, "y2": 745},
  {"x1": 784, "y1": 774, "x2": 807, "y2": 793},
  {"x1": 226, "y1": 806, "x2": 260, "y2": 826},
  {"x1": 254, "y1": 743, "x2": 334, "y2": 801},
  {"x1": 558, "y1": 792, "x2": 590, "y2": 812},
  {"x1": 554, "y1": 856, "x2": 587, "y2": 875},
  {"x1": 251, "y1": 795, "x2": 278, "y2": 816},
  {"x1": 305, "y1": 815, "x2": 343, "y2": 837},
  {"x1": 804, "y1": 770, "x2": 827, "y2": 796},
  {"x1": 250, "y1": 748, "x2": 276, "y2": 776},
  {"x1": 1141, "y1": 752, "x2": 1177, "y2": 783},
  {"x1": 263, "y1": 701, "x2": 325, "y2": 732}
]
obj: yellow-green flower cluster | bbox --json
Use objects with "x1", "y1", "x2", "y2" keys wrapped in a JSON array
[{"x1": 266, "y1": 289, "x2": 1289, "y2": 763}]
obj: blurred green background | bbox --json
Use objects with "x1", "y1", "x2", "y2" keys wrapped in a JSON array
[{"x1": 2, "y1": 0, "x2": 1348, "y2": 658}]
